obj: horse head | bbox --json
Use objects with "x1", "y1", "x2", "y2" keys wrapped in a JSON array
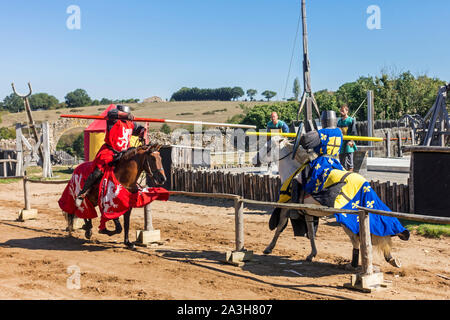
[
  {"x1": 253, "y1": 137, "x2": 316, "y2": 166},
  {"x1": 141, "y1": 143, "x2": 167, "y2": 186}
]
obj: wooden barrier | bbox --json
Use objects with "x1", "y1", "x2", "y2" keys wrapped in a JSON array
[
  {"x1": 19, "y1": 176, "x2": 450, "y2": 293},
  {"x1": 171, "y1": 167, "x2": 410, "y2": 212}
]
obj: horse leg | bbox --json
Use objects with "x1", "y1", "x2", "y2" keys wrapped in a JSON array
[
  {"x1": 342, "y1": 225, "x2": 360, "y2": 269},
  {"x1": 305, "y1": 214, "x2": 317, "y2": 262},
  {"x1": 123, "y1": 210, "x2": 135, "y2": 250},
  {"x1": 263, "y1": 209, "x2": 289, "y2": 254},
  {"x1": 65, "y1": 212, "x2": 74, "y2": 236},
  {"x1": 112, "y1": 218, "x2": 122, "y2": 235},
  {"x1": 82, "y1": 219, "x2": 93, "y2": 239}
]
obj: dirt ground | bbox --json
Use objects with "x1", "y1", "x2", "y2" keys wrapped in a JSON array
[{"x1": 0, "y1": 180, "x2": 448, "y2": 300}]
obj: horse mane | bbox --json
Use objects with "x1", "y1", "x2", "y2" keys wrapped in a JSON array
[{"x1": 112, "y1": 143, "x2": 161, "y2": 164}]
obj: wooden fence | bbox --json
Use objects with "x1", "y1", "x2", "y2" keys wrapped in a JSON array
[{"x1": 171, "y1": 167, "x2": 410, "y2": 213}]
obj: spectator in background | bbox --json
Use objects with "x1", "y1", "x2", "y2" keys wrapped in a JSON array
[
  {"x1": 337, "y1": 104, "x2": 357, "y2": 171},
  {"x1": 267, "y1": 112, "x2": 290, "y2": 133}
]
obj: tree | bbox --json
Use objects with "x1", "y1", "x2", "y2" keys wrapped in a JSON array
[
  {"x1": 293, "y1": 77, "x2": 300, "y2": 101},
  {"x1": 1, "y1": 93, "x2": 23, "y2": 113},
  {"x1": 314, "y1": 89, "x2": 338, "y2": 113},
  {"x1": 160, "y1": 123, "x2": 172, "y2": 134},
  {"x1": 246, "y1": 89, "x2": 257, "y2": 101},
  {"x1": 231, "y1": 87, "x2": 245, "y2": 101},
  {"x1": 261, "y1": 90, "x2": 277, "y2": 101},
  {"x1": 240, "y1": 102, "x2": 298, "y2": 129},
  {"x1": 65, "y1": 89, "x2": 92, "y2": 108},
  {"x1": 29, "y1": 93, "x2": 59, "y2": 110},
  {"x1": 0, "y1": 127, "x2": 16, "y2": 139},
  {"x1": 100, "y1": 98, "x2": 113, "y2": 105}
]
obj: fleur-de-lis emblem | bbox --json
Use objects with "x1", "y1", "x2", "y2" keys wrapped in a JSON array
[
  {"x1": 315, "y1": 163, "x2": 321, "y2": 170},
  {"x1": 320, "y1": 133, "x2": 327, "y2": 141},
  {"x1": 351, "y1": 200, "x2": 360, "y2": 209},
  {"x1": 363, "y1": 186, "x2": 371, "y2": 193},
  {"x1": 328, "y1": 158, "x2": 334, "y2": 164},
  {"x1": 366, "y1": 200, "x2": 374, "y2": 208},
  {"x1": 341, "y1": 213, "x2": 347, "y2": 217}
]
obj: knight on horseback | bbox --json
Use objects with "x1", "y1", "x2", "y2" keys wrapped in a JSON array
[
  {"x1": 298, "y1": 110, "x2": 345, "y2": 195},
  {"x1": 75, "y1": 104, "x2": 147, "y2": 216}
]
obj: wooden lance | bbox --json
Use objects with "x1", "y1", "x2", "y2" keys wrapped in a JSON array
[{"x1": 60, "y1": 114, "x2": 256, "y2": 129}]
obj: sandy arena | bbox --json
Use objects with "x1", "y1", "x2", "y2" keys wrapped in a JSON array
[{"x1": 0, "y1": 180, "x2": 448, "y2": 300}]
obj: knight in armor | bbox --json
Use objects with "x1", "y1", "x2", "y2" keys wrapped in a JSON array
[
  {"x1": 299, "y1": 110, "x2": 344, "y2": 195},
  {"x1": 76, "y1": 104, "x2": 146, "y2": 206}
]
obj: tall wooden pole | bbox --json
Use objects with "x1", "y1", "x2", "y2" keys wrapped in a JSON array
[{"x1": 297, "y1": 0, "x2": 320, "y2": 130}]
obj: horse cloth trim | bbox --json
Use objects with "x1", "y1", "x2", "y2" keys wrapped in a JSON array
[{"x1": 278, "y1": 163, "x2": 308, "y2": 203}]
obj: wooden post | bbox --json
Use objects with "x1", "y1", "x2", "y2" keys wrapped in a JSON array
[
  {"x1": 18, "y1": 176, "x2": 38, "y2": 221},
  {"x1": 225, "y1": 197, "x2": 253, "y2": 266},
  {"x1": 23, "y1": 177, "x2": 30, "y2": 211},
  {"x1": 386, "y1": 131, "x2": 391, "y2": 158},
  {"x1": 345, "y1": 209, "x2": 385, "y2": 292},
  {"x1": 234, "y1": 197, "x2": 244, "y2": 251},
  {"x1": 397, "y1": 131, "x2": 403, "y2": 157},
  {"x1": 144, "y1": 204, "x2": 153, "y2": 231},
  {"x1": 367, "y1": 90, "x2": 375, "y2": 157},
  {"x1": 359, "y1": 210, "x2": 373, "y2": 275},
  {"x1": 136, "y1": 202, "x2": 160, "y2": 246}
]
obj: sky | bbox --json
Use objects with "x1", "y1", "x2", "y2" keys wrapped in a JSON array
[{"x1": 0, "y1": 0, "x2": 449, "y2": 102}]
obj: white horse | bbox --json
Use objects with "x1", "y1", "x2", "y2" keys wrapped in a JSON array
[{"x1": 254, "y1": 137, "x2": 405, "y2": 268}]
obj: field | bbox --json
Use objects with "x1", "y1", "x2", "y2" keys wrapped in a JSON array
[
  {"x1": 0, "y1": 100, "x2": 264, "y2": 131},
  {"x1": 0, "y1": 179, "x2": 449, "y2": 300}
]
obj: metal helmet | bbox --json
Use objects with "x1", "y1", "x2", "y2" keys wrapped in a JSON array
[
  {"x1": 320, "y1": 110, "x2": 337, "y2": 129},
  {"x1": 117, "y1": 104, "x2": 131, "y2": 114}
]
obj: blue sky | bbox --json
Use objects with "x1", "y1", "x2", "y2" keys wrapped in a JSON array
[{"x1": 0, "y1": 0, "x2": 448, "y2": 102}]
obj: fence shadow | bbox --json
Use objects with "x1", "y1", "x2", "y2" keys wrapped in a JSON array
[
  {"x1": 153, "y1": 248, "x2": 353, "y2": 300},
  {"x1": 156, "y1": 248, "x2": 352, "y2": 279},
  {"x1": 0, "y1": 235, "x2": 114, "y2": 252}
]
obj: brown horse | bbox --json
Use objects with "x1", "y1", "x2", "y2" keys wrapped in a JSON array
[{"x1": 67, "y1": 143, "x2": 166, "y2": 249}]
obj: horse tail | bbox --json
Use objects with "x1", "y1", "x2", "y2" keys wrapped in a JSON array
[
  {"x1": 342, "y1": 225, "x2": 393, "y2": 257},
  {"x1": 371, "y1": 234, "x2": 393, "y2": 257}
]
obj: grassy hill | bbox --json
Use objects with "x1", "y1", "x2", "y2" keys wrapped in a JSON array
[{"x1": 0, "y1": 100, "x2": 267, "y2": 131}]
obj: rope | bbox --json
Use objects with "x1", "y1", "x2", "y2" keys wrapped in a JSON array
[
  {"x1": 351, "y1": 97, "x2": 367, "y2": 119},
  {"x1": 282, "y1": 8, "x2": 302, "y2": 100}
]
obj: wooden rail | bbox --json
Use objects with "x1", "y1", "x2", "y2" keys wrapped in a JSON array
[
  {"x1": 171, "y1": 167, "x2": 411, "y2": 212},
  {"x1": 18, "y1": 177, "x2": 450, "y2": 292}
]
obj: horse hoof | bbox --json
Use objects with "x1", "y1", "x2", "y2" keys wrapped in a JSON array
[
  {"x1": 263, "y1": 248, "x2": 272, "y2": 255},
  {"x1": 114, "y1": 226, "x2": 122, "y2": 235},
  {"x1": 388, "y1": 257, "x2": 402, "y2": 268},
  {"x1": 306, "y1": 255, "x2": 314, "y2": 262},
  {"x1": 125, "y1": 242, "x2": 136, "y2": 250},
  {"x1": 85, "y1": 229, "x2": 92, "y2": 239},
  {"x1": 99, "y1": 228, "x2": 113, "y2": 236}
]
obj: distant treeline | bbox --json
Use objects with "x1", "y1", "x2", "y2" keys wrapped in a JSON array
[
  {"x1": 0, "y1": 88, "x2": 139, "y2": 113},
  {"x1": 170, "y1": 87, "x2": 244, "y2": 101},
  {"x1": 170, "y1": 87, "x2": 279, "y2": 102},
  {"x1": 227, "y1": 71, "x2": 449, "y2": 129}
]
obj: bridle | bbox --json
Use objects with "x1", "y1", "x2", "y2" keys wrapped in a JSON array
[
  {"x1": 264, "y1": 139, "x2": 293, "y2": 162},
  {"x1": 143, "y1": 151, "x2": 164, "y2": 178}
]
